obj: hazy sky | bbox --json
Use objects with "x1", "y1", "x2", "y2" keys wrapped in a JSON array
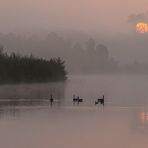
[
  {"x1": 0, "y1": 0, "x2": 148, "y2": 64},
  {"x1": 0, "y1": 0, "x2": 148, "y2": 34}
]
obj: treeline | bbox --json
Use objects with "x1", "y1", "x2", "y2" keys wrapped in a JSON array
[
  {"x1": 0, "y1": 47, "x2": 67, "y2": 83},
  {"x1": 0, "y1": 32, "x2": 118, "y2": 73}
]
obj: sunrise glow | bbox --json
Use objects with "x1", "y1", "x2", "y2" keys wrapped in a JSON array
[{"x1": 136, "y1": 22, "x2": 148, "y2": 33}]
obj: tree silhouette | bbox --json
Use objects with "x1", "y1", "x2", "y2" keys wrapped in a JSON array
[{"x1": 0, "y1": 49, "x2": 67, "y2": 83}]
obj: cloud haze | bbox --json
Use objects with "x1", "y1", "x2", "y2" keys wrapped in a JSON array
[
  {"x1": 0, "y1": 0, "x2": 148, "y2": 34},
  {"x1": 128, "y1": 11, "x2": 148, "y2": 24},
  {"x1": 0, "y1": 0, "x2": 148, "y2": 67}
]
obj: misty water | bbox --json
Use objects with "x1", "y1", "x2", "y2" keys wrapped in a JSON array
[{"x1": 0, "y1": 75, "x2": 148, "y2": 148}]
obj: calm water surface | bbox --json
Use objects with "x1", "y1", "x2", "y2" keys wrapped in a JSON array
[{"x1": 0, "y1": 75, "x2": 148, "y2": 148}]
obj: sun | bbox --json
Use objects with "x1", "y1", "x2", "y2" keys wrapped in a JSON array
[{"x1": 136, "y1": 22, "x2": 148, "y2": 34}]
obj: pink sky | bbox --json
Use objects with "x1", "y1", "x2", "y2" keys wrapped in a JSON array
[{"x1": 0, "y1": 0, "x2": 148, "y2": 34}]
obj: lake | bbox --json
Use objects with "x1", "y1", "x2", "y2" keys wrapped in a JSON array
[{"x1": 0, "y1": 75, "x2": 148, "y2": 148}]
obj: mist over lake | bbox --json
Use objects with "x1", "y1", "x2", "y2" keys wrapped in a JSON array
[
  {"x1": 0, "y1": 75, "x2": 148, "y2": 148},
  {"x1": 0, "y1": 0, "x2": 148, "y2": 147}
]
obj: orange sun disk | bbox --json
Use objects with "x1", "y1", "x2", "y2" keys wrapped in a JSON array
[{"x1": 136, "y1": 22, "x2": 148, "y2": 33}]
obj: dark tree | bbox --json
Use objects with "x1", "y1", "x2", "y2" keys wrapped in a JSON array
[{"x1": 0, "y1": 48, "x2": 67, "y2": 83}]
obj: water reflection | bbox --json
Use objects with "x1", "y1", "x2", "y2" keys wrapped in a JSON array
[
  {"x1": 0, "y1": 107, "x2": 21, "y2": 119},
  {"x1": 140, "y1": 112, "x2": 148, "y2": 123},
  {"x1": 131, "y1": 107, "x2": 148, "y2": 135},
  {"x1": 0, "y1": 76, "x2": 148, "y2": 148},
  {"x1": 0, "y1": 82, "x2": 65, "y2": 117},
  {"x1": 137, "y1": 111, "x2": 148, "y2": 131},
  {"x1": 0, "y1": 82, "x2": 65, "y2": 100}
]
